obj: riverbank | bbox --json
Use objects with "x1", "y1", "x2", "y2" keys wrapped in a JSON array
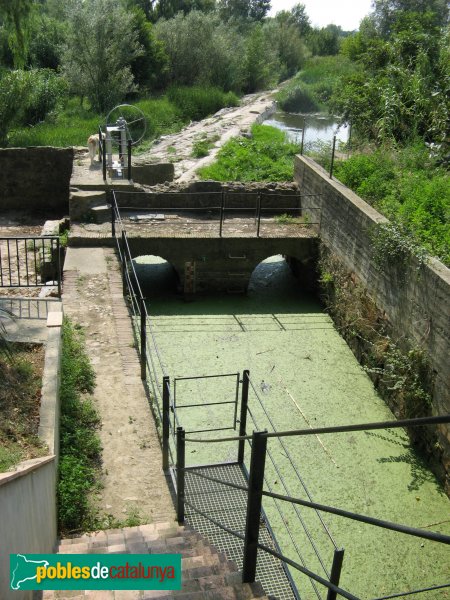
[{"x1": 133, "y1": 91, "x2": 276, "y2": 181}]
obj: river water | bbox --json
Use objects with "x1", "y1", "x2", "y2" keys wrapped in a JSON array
[
  {"x1": 264, "y1": 111, "x2": 349, "y2": 148},
  {"x1": 136, "y1": 253, "x2": 449, "y2": 597}
]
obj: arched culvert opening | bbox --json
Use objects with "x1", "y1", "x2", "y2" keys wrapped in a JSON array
[
  {"x1": 132, "y1": 255, "x2": 179, "y2": 297},
  {"x1": 248, "y1": 255, "x2": 319, "y2": 310}
]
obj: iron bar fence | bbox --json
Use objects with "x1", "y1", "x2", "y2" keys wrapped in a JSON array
[
  {"x1": 0, "y1": 236, "x2": 62, "y2": 297},
  {"x1": 112, "y1": 190, "x2": 321, "y2": 238}
]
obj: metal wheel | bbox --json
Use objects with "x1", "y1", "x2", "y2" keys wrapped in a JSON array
[{"x1": 106, "y1": 104, "x2": 147, "y2": 146}]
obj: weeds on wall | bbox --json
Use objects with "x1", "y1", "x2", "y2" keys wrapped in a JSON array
[
  {"x1": 318, "y1": 247, "x2": 437, "y2": 456},
  {"x1": 369, "y1": 222, "x2": 428, "y2": 282}
]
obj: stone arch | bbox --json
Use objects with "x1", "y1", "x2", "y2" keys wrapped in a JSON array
[{"x1": 131, "y1": 254, "x2": 181, "y2": 296}]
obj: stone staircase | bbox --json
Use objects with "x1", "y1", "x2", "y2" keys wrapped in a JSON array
[{"x1": 43, "y1": 521, "x2": 269, "y2": 600}]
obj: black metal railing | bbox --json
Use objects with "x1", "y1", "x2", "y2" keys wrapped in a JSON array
[
  {"x1": 174, "y1": 411, "x2": 450, "y2": 600},
  {"x1": 0, "y1": 236, "x2": 62, "y2": 297},
  {"x1": 112, "y1": 190, "x2": 321, "y2": 238}
]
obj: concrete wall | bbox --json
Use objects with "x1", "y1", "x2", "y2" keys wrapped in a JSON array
[
  {"x1": 295, "y1": 155, "x2": 450, "y2": 483},
  {"x1": 0, "y1": 312, "x2": 63, "y2": 600},
  {"x1": 0, "y1": 147, "x2": 73, "y2": 213}
]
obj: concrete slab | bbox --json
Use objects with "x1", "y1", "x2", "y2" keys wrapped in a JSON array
[
  {"x1": 47, "y1": 311, "x2": 63, "y2": 327},
  {"x1": 4, "y1": 318, "x2": 48, "y2": 343},
  {"x1": 64, "y1": 247, "x2": 107, "y2": 274}
]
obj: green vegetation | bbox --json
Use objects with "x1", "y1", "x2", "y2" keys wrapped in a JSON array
[
  {"x1": 318, "y1": 248, "x2": 436, "y2": 453},
  {"x1": 276, "y1": 55, "x2": 358, "y2": 112},
  {"x1": 58, "y1": 318, "x2": 100, "y2": 534},
  {"x1": 0, "y1": 343, "x2": 46, "y2": 472},
  {"x1": 334, "y1": 146, "x2": 450, "y2": 266},
  {"x1": 7, "y1": 88, "x2": 236, "y2": 149},
  {"x1": 198, "y1": 124, "x2": 299, "y2": 181}
]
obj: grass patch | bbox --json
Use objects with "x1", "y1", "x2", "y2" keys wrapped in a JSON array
[
  {"x1": 276, "y1": 56, "x2": 358, "y2": 113},
  {"x1": 58, "y1": 318, "x2": 100, "y2": 535},
  {"x1": 7, "y1": 87, "x2": 240, "y2": 151},
  {"x1": 198, "y1": 124, "x2": 299, "y2": 182},
  {"x1": 334, "y1": 143, "x2": 450, "y2": 266},
  {"x1": 0, "y1": 343, "x2": 46, "y2": 472}
]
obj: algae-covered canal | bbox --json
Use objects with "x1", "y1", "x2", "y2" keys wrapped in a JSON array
[{"x1": 136, "y1": 255, "x2": 450, "y2": 599}]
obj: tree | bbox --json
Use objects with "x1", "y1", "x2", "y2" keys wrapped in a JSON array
[
  {"x1": 372, "y1": 0, "x2": 449, "y2": 37},
  {"x1": 128, "y1": 7, "x2": 168, "y2": 90},
  {"x1": 0, "y1": 0, "x2": 33, "y2": 67},
  {"x1": 290, "y1": 3, "x2": 311, "y2": 35},
  {"x1": 308, "y1": 25, "x2": 341, "y2": 56},
  {"x1": 218, "y1": 0, "x2": 270, "y2": 22},
  {"x1": 61, "y1": 0, "x2": 143, "y2": 113}
]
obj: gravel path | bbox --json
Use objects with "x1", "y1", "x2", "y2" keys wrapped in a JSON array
[{"x1": 63, "y1": 247, "x2": 175, "y2": 525}]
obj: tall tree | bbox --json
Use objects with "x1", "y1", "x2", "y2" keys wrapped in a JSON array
[
  {"x1": 0, "y1": 0, "x2": 33, "y2": 67},
  {"x1": 290, "y1": 3, "x2": 311, "y2": 35},
  {"x1": 62, "y1": 0, "x2": 143, "y2": 113},
  {"x1": 372, "y1": 0, "x2": 449, "y2": 36},
  {"x1": 218, "y1": 0, "x2": 270, "y2": 22}
]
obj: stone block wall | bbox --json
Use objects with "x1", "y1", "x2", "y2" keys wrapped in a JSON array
[
  {"x1": 0, "y1": 147, "x2": 73, "y2": 213},
  {"x1": 295, "y1": 154, "x2": 450, "y2": 485}
]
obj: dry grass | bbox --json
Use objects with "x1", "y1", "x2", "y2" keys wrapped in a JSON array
[{"x1": 0, "y1": 343, "x2": 47, "y2": 471}]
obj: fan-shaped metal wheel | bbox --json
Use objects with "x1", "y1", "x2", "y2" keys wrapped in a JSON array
[{"x1": 106, "y1": 104, "x2": 147, "y2": 146}]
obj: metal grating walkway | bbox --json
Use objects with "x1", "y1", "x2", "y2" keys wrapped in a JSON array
[{"x1": 181, "y1": 462, "x2": 299, "y2": 600}]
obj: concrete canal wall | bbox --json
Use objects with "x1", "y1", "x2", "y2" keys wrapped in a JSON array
[{"x1": 295, "y1": 154, "x2": 450, "y2": 488}]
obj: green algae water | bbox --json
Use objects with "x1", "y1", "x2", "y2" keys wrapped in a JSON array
[{"x1": 136, "y1": 255, "x2": 450, "y2": 599}]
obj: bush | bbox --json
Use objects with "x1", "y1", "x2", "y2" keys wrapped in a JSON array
[
  {"x1": 23, "y1": 69, "x2": 68, "y2": 125},
  {"x1": 58, "y1": 319, "x2": 100, "y2": 534},
  {"x1": 0, "y1": 69, "x2": 68, "y2": 145},
  {"x1": 166, "y1": 85, "x2": 239, "y2": 121},
  {"x1": 198, "y1": 124, "x2": 299, "y2": 181}
]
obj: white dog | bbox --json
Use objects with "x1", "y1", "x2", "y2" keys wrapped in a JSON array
[{"x1": 87, "y1": 133, "x2": 105, "y2": 165}]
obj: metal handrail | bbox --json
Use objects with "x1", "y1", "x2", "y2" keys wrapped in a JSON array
[
  {"x1": 248, "y1": 377, "x2": 338, "y2": 549},
  {"x1": 184, "y1": 414, "x2": 450, "y2": 443}
]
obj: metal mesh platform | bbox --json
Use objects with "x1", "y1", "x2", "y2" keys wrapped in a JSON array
[{"x1": 181, "y1": 462, "x2": 299, "y2": 600}]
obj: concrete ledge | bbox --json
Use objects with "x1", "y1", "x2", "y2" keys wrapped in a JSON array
[{"x1": 38, "y1": 318, "x2": 63, "y2": 457}]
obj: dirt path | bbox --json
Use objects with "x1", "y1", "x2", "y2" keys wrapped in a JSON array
[
  {"x1": 62, "y1": 247, "x2": 175, "y2": 525},
  {"x1": 134, "y1": 91, "x2": 276, "y2": 181}
]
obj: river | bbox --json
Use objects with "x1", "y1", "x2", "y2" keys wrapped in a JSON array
[
  {"x1": 135, "y1": 254, "x2": 450, "y2": 599},
  {"x1": 264, "y1": 111, "x2": 349, "y2": 148}
]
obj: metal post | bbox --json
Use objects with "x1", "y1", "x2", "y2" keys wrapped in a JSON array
[
  {"x1": 243, "y1": 430, "x2": 267, "y2": 583},
  {"x1": 238, "y1": 370, "x2": 250, "y2": 464},
  {"x1": 121, "y1": 231, "x2": 127, "y2": 297},
  {"x1": 256, "y1": 193, "x2": 261, "y2": 238},
  {"x1": 219, "y1": 190, "x2": 224, "y2": 238},
  {"x1": 102, "y1": 130, "x2": 107, "y2": 182},
  {"x1": 127, "y1": 139, "x2": 132, "y2": 181},
  {"x1": 329, "y1": 135, "x2": 336, "y2": 179},
  {"x1": 327, "y1": 548, "x2": 345, "y2": 600},
  {"x1": 56, "y1": 238, "x2": 62, "y2": 298},
  {"x1": 176, "y1": 427, "x2": 185, "y2": 524},
  {"x1": 300, "y1": 118, "x2": 306, "y2": 155},
  {"x1": 140, "y1": 297, "x2": 147, "y2": 381},
  {"x1": 111, "y1": 202, "x2": 116, "y2": 238},
  {"x1": 162, "y1": 376, "x2": 170, "y2": 470}
]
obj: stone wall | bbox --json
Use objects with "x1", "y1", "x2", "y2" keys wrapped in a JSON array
[
  {"x1": 0, "y1": 147, "x2": 73, "y2": 213},
  {"x1": 295, "y1": 154, "x2": 450, "y2": 485},
  {"x1": 114, "y1": 181, "x2": 300, "y2": 211}
]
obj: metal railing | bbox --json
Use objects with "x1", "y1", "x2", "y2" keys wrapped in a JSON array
[
  {"x1": 174, "y1": 411, "x2": 450, "y2": 600},
  {"x1": 0, "y1": 236, "x2": 62, "y2": 297},
  {"x1": 112, "y1": 190, "x2": 321, "y2": 238}
]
